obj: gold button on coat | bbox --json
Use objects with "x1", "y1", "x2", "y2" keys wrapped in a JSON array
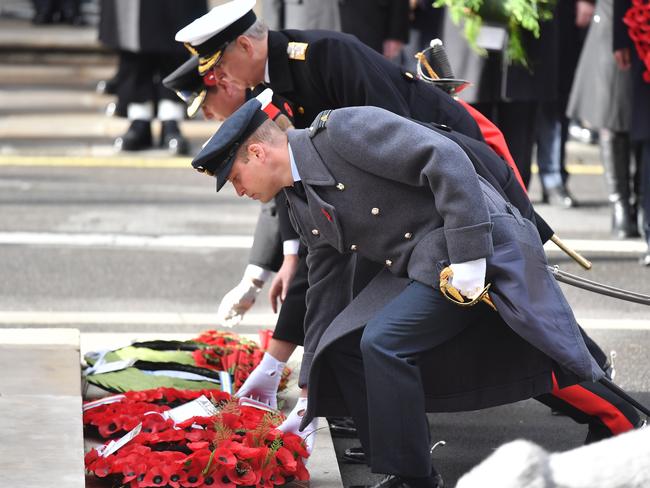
[
  {"x1": 350, "y1": 244, "x2": 358, "y2": 251},
  {"x1": 385, "y1": 259, "x2": 393, "y2": 267},
  {"x1": 311, "y1": 229, "x2": 320, "y2": 236},
  {"x1": 404, "y1": 232, "x2": 413, "y2": 239},
  {"x1": 371, "y1": 207, "x2": 380, "y2": 215},
  {"x1": 298, "y1": 106, "x2": 305, "y2": 114},
  {"x1": 336, "y1": 183, "x2": 345, "y2": 191}
]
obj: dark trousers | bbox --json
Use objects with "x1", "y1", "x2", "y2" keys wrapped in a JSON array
[
  {"x1": 640, "y1": 141, "x2": 650, "y2": 242},
  {"x1": 116, "y1": 50, "x2": 186, "y2": 109},
  {"x1": 327, "y1": 280, "x2": 482, "y2": 477},
  {"x1": 326, "y1": 282, "x2": 640, "y2": 476},
  {"x1": 473, "y1": 101, "x2": 538, "y2": 188},
  {"x1": 271, "y1": 253, "x2": 308, "y2": 346}
]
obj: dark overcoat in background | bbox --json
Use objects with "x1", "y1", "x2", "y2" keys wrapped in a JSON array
[
  {"x1": 338, "y1": 0, "x2": 410, "y2": 53},
  {"x1": 99, "y1": 0, "x2": 206, "y2": 54},
  {"x1": 441, "y1": 7, "x2": 559, "y2": 104},
  {"x1": 282, "y1": 106, "x2": 602, "y2": 428},
  {"x1": 614, "y1": 0, "x2": 650, "y2": 142}
]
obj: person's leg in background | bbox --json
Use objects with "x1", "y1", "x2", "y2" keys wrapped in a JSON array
[
  {"x1": 156, "y1": 52, "x2": 191, "y2": 155},
  {"x1": 599, "y1": 129, "x2": 640, "y2": 238},
  {"x1": 473, "y1": 101, "x2": 537, "y2": 188},
  {"x1": 639, "y1": 140, "x2": 650, "y2": 265},
  {"x1": 536, "y1": 100, "x2": 576, "y2": 208},
  {"x1": 114, "y1": 51, "x2": 155, "y2": 152}
]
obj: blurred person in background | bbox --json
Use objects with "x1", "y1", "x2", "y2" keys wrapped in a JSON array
[
  {"x1": 338, "y1": 0, "x2": 410, "y2": 61},
  {"x1": 442, "y1": 3, "x2": 560, "y2": 189},
  {"x1": 534, "y1": 0, "x2": 594, "y2": 209},
  {"x1": 98, "y1": 0, "x2": 206, "y2": 154},
  {"x1": 32, "y1": 0, "x2": 81, "y2": 24},
  {"x1": 399, "y1": 0, "x2": 444, "y2": 72},
  {"x1": 262, "y1": 0, "x2": 340, "y2": 31},
  {"x1": 568, "y1": 0, "x2": 639, "y2": 238},
  {"x1": 614, "y1": 0, "x2": 650, "y2": 265}
]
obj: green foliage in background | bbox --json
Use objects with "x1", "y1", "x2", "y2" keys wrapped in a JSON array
[{"x1": 433, "y1": 0, "x2": 555, "y2": 67}]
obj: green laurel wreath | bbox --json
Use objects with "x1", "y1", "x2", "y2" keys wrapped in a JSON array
[{"x1": 433, "y1": 0, "x2": 556, "y2": 67}]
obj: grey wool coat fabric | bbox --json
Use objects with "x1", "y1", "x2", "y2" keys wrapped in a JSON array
[{"x1": 283, "y1": 107, "x2": 604, "y2": 428}]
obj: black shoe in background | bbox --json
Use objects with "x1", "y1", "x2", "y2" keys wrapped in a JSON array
[
  {"x1": 160, "y1": 120, "x2": 189, "y2": 155},
  {"x1": 114, "y1": 120, "x2": 152, "y2": 152}
]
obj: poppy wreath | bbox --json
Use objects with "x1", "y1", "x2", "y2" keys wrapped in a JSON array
[
  {"x1": 84, "y1": 388, "x2": 230, "y2": 439},
  {"x1": 84, "y1": 330, "x2": 291, "y2": 394},
  {"x1": 190, "y1": 331, "x2": 290, "y2": 392},
  {"x1": 624, "y1": 0, "x2": 650, "y2": 83},
  {"x1": 84, "y1": 389, "x2": 310, "y2": 488}
]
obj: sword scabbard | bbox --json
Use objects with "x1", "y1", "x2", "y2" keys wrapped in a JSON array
[{"x1": 550, "y1": 234, "x2": 592, "y2": 270}]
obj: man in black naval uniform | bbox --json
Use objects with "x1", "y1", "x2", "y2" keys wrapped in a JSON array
[{"x1": 175, "y1": 0, "x2": 482, "y2": 138}]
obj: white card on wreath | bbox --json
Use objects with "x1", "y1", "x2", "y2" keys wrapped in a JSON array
[
  {"x1": 89, "y1": 358, "x2": 137, "y2": 375},
  {"x1": 83, "y1": 394, "x2": 126, "y2": 411},
  {"x1": 99, "y1": 422, "x2": 142, "y2": 458},
  {"x1": 163, "y1": 395, "x2": 217, "y2": 424}
]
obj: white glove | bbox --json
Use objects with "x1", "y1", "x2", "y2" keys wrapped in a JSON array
[
  {"x1": 278, "y1": 397, "x2": 319, "y2": 455},
  {"x1": 449, "y1": 258, "x2": 487, "y2": 299},
  {"x1": 235, "y1": 352, "x2": 285, "y2": 409},
  {"x1": 216, "y1": 277, "x2": 263, "y2": 327}
]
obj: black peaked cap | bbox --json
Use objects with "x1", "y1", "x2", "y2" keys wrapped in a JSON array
[{"x1": 191, "y1": 98, "x2": 269, "y2": 192}]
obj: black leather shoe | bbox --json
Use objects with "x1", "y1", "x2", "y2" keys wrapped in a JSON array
[
  {"x1": 351, "y1": 473, "x2": 444, "y2": 488},
  {"x1": 545, "y1": 184, "x2": 576, "y2": 208},
  {"x1": 114, "y1": 120, "x2": 152, "y2": 152},
  {"x1": 342, "y1": 445, "x2": 366, "y2": 464},
  {"x1": 328, "y1": 418, "x2": 358, "y2": 438},
  {"x1": 160, "y1": 120, "x2": 189, "y2": 155}
]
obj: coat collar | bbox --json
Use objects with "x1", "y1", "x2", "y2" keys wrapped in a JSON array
[
  {"x1": 287, "y1": 130, "x2": 336, "y2": 186},
  {"x1": 267, "y1": 31, "x2": 294, "y2": 94}
]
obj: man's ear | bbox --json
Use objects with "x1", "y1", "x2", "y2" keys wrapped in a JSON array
[
  {"x1": 236, "y1": 35, "x2": 254, "y2": 57},
  {"x1": 247, "y1": 142, "x2": 265, "y2": 162}
]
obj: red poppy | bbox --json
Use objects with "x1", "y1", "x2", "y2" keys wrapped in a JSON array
[
  {"x1": 178, "y1": 466, "x2": 205, "y2": 487},
  {"x1": 226, "y1": 461, "x2": 258, "y2": 486},
  {"x1": 275, "y1": 447, "x2": 297, "y2": 472},
  {"x1": 187, "y1": 441, "x2": 210, "y2": 451},
  {"x1": 212, "y1": 447, "x2": 237, "y2": 468},
  {"x1": 142, "y1": 466, "x2": 169, "y2": 487}
]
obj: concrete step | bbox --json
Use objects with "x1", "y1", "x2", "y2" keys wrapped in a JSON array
[
  {"x1": 0, "y1": 87, "x2": 114, "y2": 114},
  {"x1": 0, "y1": 63, "x2": 116, "y2": 88},
  {"x1": 0, "y1": 328, "x2": 85, "y2": 488},
  {"x1": 0, "y1": 18, "x2": 104, "y2": 52}
]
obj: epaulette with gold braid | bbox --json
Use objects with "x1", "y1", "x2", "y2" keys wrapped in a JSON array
[
  {"x1": 287, "y1": 42, "x2": 309, "y2": 61},
  {"x1": 308, "y1": 110, "x2": 331, "y2": 138}
]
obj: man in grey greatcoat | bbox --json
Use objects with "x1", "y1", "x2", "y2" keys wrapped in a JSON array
[{"x1": 190, "y1": 99, "x2": 604, "y2": 488}]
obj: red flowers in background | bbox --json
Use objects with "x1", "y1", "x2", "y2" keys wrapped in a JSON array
[
  {"x1": 624, "y1": 0, "x2": 650, "y2": 82},
  {"x1": 84, "y1": 388, "x2": 310, "y2": 488},
  {"x1": 191, "y1": 331, "x2": 290, "y2": 391}
]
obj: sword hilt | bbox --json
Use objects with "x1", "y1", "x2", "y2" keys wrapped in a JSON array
[{"x1": 550, "y1": 234, "x2": 592, "y2": 270}]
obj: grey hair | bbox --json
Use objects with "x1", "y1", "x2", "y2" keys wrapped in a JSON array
[
  {"x1": 242, "y1": 20, "x2": 268, "y2": 40},
  {"x1": 223, "y1": 20, "x2": 268, "y2": 54}
]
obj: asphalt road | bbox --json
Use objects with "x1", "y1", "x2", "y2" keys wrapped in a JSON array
[{"x1": 1, "y1": 159, "x2": 649, "y2": 487}]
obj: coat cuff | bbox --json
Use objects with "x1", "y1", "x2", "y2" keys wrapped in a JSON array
[
  {"x1": 444, "y1": 222, "x2": 494, "y2": 263},
  {"x1": 298, "y1": 352, "x2": 314, "y2": 388}
]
